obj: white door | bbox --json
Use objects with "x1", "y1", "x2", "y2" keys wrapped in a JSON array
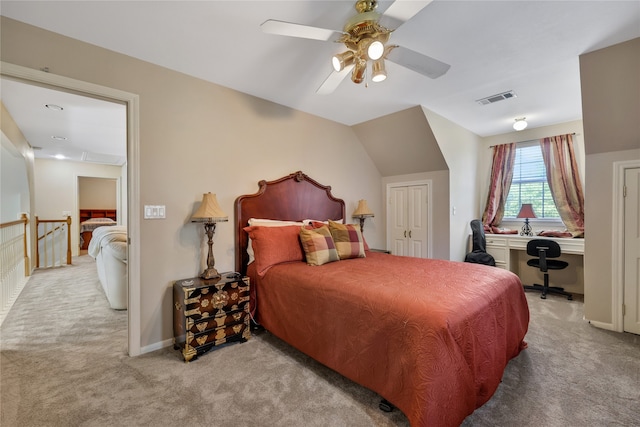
[
  {"x1": 390, "y1": 187, "x2": 409, "y2": 255},
  {"x1": 389, "y1": 184, "x2": 429, "y2": 258},
  {"x1": 623, "y1": 167, "x2": 640, "y2": 334}
]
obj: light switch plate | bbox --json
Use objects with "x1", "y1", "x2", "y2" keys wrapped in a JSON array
[{"x1": 144, "y1": 205, "x2": 166, "y2": 219}]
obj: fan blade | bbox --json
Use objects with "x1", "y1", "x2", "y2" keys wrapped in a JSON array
[
  {"x1": 386, "y1": 45, "x2": 450, "y2": 79},
  {"x1": 316, "y1": 66, "x2": 353, "y2": 95},
  {"x1": 260, "y1": 19, "x2": 343, "y2": 42},
  {"x1": 380, "y1": 0, "x2": 433, "y2": 29}
]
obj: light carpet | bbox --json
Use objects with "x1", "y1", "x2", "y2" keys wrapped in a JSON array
[{"x1": 1, "y1": 255, "x2": 639, "y2": 426}]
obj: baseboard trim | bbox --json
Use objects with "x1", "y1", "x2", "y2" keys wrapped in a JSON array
[
  {"x1": 140, "y1": 338, "x2": 173, "y2": 355},
  {"x1": 587, "y1": 319, "x2": 617, "y2": 332}
]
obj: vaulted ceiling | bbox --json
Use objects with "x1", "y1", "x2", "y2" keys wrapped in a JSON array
[{"x1": 1, "y1": 1, "x2": 639, "y2": 164}]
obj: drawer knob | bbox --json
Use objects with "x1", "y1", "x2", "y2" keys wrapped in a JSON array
[{"x1": 175, "y1": 302, "x2": 182, "y2": 311}]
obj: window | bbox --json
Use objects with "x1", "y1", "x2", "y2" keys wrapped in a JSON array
[{"x1": 504, "y1": 143, "x2": 560, "y2": 219}]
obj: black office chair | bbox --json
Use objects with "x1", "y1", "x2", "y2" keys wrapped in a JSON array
[
  {"x1": 523, "y1": 239, "x2": 572, "y2": 300},
  {"x1": 464, "y1": 220, "x2": 496, "y2": 266}
]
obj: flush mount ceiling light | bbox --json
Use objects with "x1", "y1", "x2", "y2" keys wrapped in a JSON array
[
  {"x1": 513, "y1": 117, "x2": 528, "y2": 131},
  {"x1": 261, "y1": 0, "x2": 451, "y2": 94}
]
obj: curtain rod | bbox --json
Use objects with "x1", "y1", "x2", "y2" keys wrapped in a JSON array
[{"x1": 488, "y1": 132, "x2": 577, "y2": 149}]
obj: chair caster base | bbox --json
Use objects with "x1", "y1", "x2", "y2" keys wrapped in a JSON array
[{"x1": 524, "y1": 284, "x2": 572, "y2": 300}]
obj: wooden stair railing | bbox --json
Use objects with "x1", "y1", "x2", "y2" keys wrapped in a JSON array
[{"x1": 35, "y1": 216, "x2": 72, "y2": 268}]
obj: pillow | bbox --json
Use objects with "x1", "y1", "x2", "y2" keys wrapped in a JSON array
[
  {"x1": 246, "y1": 218, "x2": 304, "y2": 264},
  {"x1": 302, "y1": 218, "x2": 344, "y2": 226},
  {"x1": 328, "y1": 220, "x2": 366, "y2": 260},
  {"x1": 299, "y1": 225, "x2": 340, "y2": 266},
  {"x1": 244, "y1": 225, "x2": 304, "y2": 276}
]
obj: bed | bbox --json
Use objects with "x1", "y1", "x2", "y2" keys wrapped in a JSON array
[{"x1": 234, "y1": 171, "x2": 530, "y2": 427}]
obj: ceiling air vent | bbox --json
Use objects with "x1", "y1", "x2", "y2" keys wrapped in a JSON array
[
  {"x1": 82, "y1": 151, "x2": 125, "y2": 165},
  {"x1": 476, "y1": 90, "x2": 517, "y2": 105}
]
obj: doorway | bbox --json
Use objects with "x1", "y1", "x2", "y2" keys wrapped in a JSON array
[
  {"x1": 78, "y1": 177, "x2": 119, "y2": 254},
  {"x1": 386, "y1": 180, "x2": 432, "y2": 258},
  {"x1": 622, "y1": 167, "x2": 640, "y2": 334},
  {"x1": 1, "y1": 61, "x2": 141, "y2": 355},
  {"x1": 613, "y1": 160, "x2": 640, "y2": 335}
]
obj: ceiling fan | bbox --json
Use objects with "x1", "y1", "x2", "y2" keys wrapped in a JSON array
[{"x1": 261, "y1": 0, "x2": 450, "y2": 94}]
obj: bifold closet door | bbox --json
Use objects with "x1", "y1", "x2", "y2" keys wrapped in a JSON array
[{"x1": 389, "y1": 184, "x2": 428, "y2": 258}]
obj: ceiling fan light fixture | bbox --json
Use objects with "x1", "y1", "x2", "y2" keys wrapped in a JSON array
[
  {"x1": 367, "y1": 40, "x2": 385, "y2": 60},
  {"x1": 332, "y1": 50, "x2": 355, "y2": 72},
  {"x1": 513, "y1": 117, "x2": 528, "y2": 131},
  {"x1": 371, "y1": 59, "x2": 387, "y2": 82},
  {"x1": 351, "y1": 60, "x2": 367, "y2": 84}
]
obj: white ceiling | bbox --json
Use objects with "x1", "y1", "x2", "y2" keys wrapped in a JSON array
[
  {"x1": 0, "y1": 78, "x2": 127, "y2": 165},
  {"x1": 1, "y1": 1, "x2": 639, "y2": 163}
]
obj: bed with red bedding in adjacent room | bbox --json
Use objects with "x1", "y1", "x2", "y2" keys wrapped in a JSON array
[{"x1": 235, "y1": 171, "x2": 529, "y2": 427}]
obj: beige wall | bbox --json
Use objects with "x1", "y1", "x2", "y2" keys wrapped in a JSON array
[
  {"x1": 34, "y1": 159, "x2": 123, "y2": 255},
  {"x1": 423, "y1": 107, "x2": 482, "y2": 261},
  {"x1": 78, "y1": 177, "x2": 117, "y2": 210},
  {"x1": 353, "y1": 106, "x2": 448, "y2": 177},
  {"x1": 579, "y1": 37, "x2": 640, "y2": 326},
  {"x1": 1, "y1": 101, "x2": 36, "y2": 268},
  {"x1": 0, "y1": 17, "x2": 383, "y2": 351},
  {"x1": 580, "y1": 37, "x2": 640, "y2": 155}
]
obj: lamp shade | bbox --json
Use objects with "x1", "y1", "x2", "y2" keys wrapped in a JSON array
[
  {"x1": 191, "y1": 193, "x2": 228, "y2": 222},
  {"x1": 516, "y1": 203, "x2": 537, "y2": 219},
  {"x1": 352, "y1": 199, "x2": 374, "y2": 218}
]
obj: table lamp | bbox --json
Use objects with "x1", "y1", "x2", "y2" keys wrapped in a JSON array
[
  {"x1": 517, "y1": 203, "x2": 536, "y2": 237},
  {"x1": 352, "y1": 199, "x2": 374, "y2": 233},
  {"x1": 191, "y1": 192, "x2": 228, "y2": 280}
]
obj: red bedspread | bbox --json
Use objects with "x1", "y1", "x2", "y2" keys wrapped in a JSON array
[{"x1": 251, "y1": 252, "x2": 529, "y2": 427}]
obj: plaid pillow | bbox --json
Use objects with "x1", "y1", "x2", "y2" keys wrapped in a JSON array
[
  {"x1": 328, "y1": 220, "x2": 366, "y2": 260},
  {"x1": 299, "y1": 225, "x2": 340, "y2": 266}
]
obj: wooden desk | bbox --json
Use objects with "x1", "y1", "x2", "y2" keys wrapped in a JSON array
[{"x1": 484, "y1": 235, "x2": 585, "y2": 294}]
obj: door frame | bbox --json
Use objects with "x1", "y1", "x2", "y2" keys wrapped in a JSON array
[
  {"x1": 1, "y1": 61, "x2": 141, "y2": 356},
  {"x1": 385, "y1": 179, "x2": 433, "y2": 258},
  {"x1": 612, "y1": 159, "x2": 640, "y2": 332}
]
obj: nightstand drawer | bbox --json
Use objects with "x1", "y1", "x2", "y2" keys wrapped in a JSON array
[
  {"x1": 186, "y1": 304, "x2": 249, "y2": 334},
  {"x1": 181, "y1": 281, "x2": 249, "y2": 320},
  {"x1": 183, "y1": 322, "x2": 250, "y2": 362},
  {"x1": 187, "y1": 319, "x2": 249, "y2": 349}
]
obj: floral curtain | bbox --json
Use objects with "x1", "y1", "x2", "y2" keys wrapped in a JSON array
[
  {"x1": 540, "y1": 134, "x2": 585, "y2": 237},
  {"x1": 482, "y1": 143, "x2": 516, "y2": 227}
]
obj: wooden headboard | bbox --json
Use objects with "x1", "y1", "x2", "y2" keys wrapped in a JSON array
[
  {"x1": 234, "y1": 171, "x2": 345, "y2": 274},
  {"x1": 79, "y1": 209, "x2": 117, "y2": 223}
]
